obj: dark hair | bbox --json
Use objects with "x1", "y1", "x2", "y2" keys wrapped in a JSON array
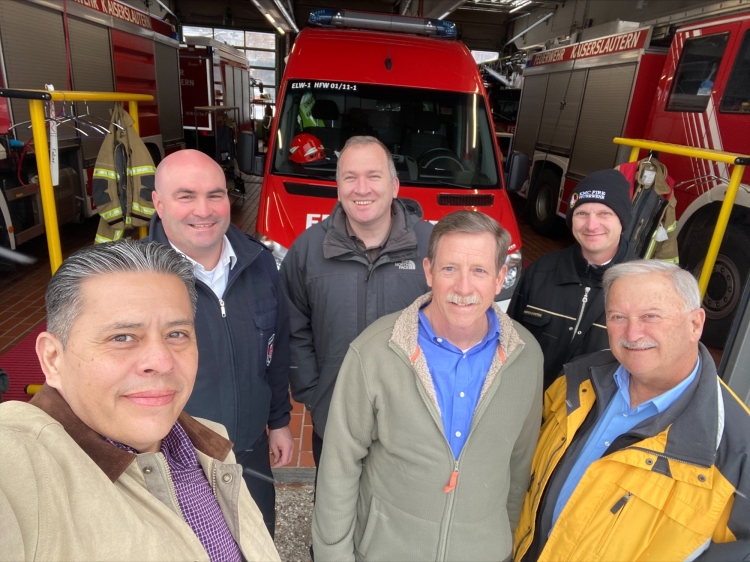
[
  {"x1": 46, "y1": 241, "x2": 196, "y2": 346},
  {"x1": 427, "y1": 211, "x2": 511, "y2": 272}
]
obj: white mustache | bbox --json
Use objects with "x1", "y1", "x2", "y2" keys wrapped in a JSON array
[
  {"x1": 445, "y1": 293, "x2": 481, "y2": 306},
  {"x1": 618, "y1": 339, "x2": 659, "y2": 350}
]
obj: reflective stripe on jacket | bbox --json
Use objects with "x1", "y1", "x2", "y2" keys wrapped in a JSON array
[{"x1": 513, "y1": 344, "x2": 750, "y2": 562}]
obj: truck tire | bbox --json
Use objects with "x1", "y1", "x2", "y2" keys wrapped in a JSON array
[
  {"x1": 681, "y1": 223, "x2": 750, "y2": 349},
  {"x1": 529, "y1": 169, "x2": 562, "y2": 236}
]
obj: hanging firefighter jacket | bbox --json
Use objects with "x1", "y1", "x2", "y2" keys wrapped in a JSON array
[
  {"x1": 618, "y1": 157, "x2": 679, "y2": 263},
  {"x1": 92, "y1": 103, "x2": 156, "y2": 244}
]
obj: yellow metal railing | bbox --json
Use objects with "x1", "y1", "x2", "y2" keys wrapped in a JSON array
[
  {"x1": 614, "y1": 137, "x2": 750, "y2": 299},
  {"x1": 0, "y1": 89, "x2": 154, "y2": 274}
]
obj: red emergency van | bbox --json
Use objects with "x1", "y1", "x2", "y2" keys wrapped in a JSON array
[{"x1": 253, "y1": 9, "x2": 527, "y2": 305}]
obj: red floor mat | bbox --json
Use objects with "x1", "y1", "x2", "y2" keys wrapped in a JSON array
[{"x1": 0, "y1": 323, "x2": 46, "y2": 403}]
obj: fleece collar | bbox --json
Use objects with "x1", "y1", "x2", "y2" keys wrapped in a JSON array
[{"x1": 389, "y1": 292, "x2": 524, "y2": 414}]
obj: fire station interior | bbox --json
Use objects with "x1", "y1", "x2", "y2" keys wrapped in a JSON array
[{"x1": 2, "y1": 0, "x2": 750, "y2": 466}]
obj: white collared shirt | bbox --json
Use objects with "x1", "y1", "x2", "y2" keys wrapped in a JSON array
[{"x1": 171, "y1": 236, "x2": 237, "y2": 299}]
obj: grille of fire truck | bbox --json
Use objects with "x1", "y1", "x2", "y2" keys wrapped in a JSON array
[{"x1": 437, "y1": 194, "x2": 494, "y2": 207}]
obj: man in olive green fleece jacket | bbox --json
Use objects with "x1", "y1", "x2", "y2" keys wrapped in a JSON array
[{"x1": 313, "y1": 211, "x2": 544, "y2": 562}]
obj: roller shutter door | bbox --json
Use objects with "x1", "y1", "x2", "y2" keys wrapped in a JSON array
[
  {"x1": 154, "y1": 42, "x2": 184, "y2": 144},
  {"x1": 568, "y1": 63, "x2": 638, "y2": 177},
  {"x1": 68, "y1": 17, "x2": 115, "y2": 162},
  {"x1": 513, "y1": 73, "x2": 547, "y2": 158},
  {"x1": 0, "y1": 0, "x2": 72, "y2": 143},
  {"x1": 536, "y1": 69, "x2": 586, "y2": 154}
]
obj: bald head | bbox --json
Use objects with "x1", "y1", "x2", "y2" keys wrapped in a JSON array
[
  {"x1": 152, "y1": 149, "x2": 231, "y2": 270},
  {"x1": 155, "y1": 149, "x2": 224, "y2": 194}
]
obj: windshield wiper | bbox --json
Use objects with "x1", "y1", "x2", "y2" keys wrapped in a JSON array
[{"x1": 435, "y1": 179, "x2": 477, "y2": 190}]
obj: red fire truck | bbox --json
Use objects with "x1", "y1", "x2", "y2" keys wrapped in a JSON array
[
  {"x1": 514, "y1": 10, "x2": 750, "y2": 346},
  {"x1": 179, "y1": 37, "x2": 256, "y2": 156},
  {"x1": 251, "y1": 9, "x2": 527, "y2": 306},
  {"x1": 0, "y1": 0, "x2": 183, "y2": 251}
]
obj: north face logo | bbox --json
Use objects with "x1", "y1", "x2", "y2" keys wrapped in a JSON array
[{"x1": 395, "y1": 260, "x2": 416, "y2": 270}]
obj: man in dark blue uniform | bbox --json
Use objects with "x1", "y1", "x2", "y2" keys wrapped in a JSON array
[{"x1": 148, "y1": 149, "x2": 293, "y2": 538}]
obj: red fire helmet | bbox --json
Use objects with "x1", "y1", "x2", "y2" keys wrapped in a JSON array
[{"x1": 289, "y1": 133, "x2": 326, "y2": 163}]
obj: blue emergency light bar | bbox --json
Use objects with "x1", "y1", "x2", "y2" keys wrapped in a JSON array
[{"x1": 308, "y1": 8, "x2": 457, "y2": 38}]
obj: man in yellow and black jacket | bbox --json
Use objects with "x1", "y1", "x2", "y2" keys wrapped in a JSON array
[{"x1": 514, "y1": 260, "x2": 750, "y2": 562}]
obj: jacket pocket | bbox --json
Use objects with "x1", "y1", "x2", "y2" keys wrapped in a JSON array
[
  {"x1": 358, "y1": 494, "x2": 380, "y2": 557},
  {"x1": 252, "y1": 297, "x2": 277, "y2": 370},
  {"x1": 92, "y1": 178, "x2": 112, "y2": 206},
  {"x1": 594, "y1": 491, "x2": 632, "y2": 556},
  {"x1": 356, "y1": 494, "x2": 439, "y2": 562},
  {"x1": 521, "y1": 307, "x2": 551, "y2": 327}
]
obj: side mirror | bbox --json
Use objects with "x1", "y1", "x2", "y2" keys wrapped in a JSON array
[{"x1": 505, "y1": 151, "x2": 528, "y2": 193}]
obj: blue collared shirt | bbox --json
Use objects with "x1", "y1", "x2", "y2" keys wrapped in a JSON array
[
  {"x1": 417, "y1": 308, "x2": 500, "y2": 459},
  {"x1": 551, "y1": 357, "x2": 701, "y2": 528}
]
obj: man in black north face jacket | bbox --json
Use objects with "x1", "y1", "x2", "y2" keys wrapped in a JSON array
[{"x1": 280, "y1": 136, "x2": 432, "y2": 466}]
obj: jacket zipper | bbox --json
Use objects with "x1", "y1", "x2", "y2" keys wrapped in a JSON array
[
  {"x1": 436, "y1": 346, "x2": 524, "y2": 560},
  {"x1": 610, "y1": 492, "x2": 632, "y2": 514},
  {"x1": 158, "y1": 453, "x2": 185, "y2": 520},
  {"x1": 214, "y1": 291, "x2": 240, "y2": 442},
  {"x1": 570, "y1": 287, "x2": 591, "y2": 342},
  {"x1": 514, "y1": 434, "x2": 567, "y2": 560}
]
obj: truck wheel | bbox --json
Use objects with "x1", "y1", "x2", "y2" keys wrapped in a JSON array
[
  {"x1": 681, "y1": 224, "x2": 750, "y2": 348},
  {"x1": 529, "y1": 169, "x2": 561, "y2": 236}
]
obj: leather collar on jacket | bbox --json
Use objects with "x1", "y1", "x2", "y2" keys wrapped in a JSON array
[{"x1": 30, "y1": 384, "x2": 234, "y2": 482}]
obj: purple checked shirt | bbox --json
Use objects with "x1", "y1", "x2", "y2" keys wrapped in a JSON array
[{"x1": 106, "y1": 422, "x2": 242, "y2": 562}]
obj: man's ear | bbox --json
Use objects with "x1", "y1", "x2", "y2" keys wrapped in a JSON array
[
  {"x1": 689, "y1": 307, "x2": 706, "y2": 343},
  {"x1": 36, "y1": 331, "x2": 65, "y2": 390},
  {"x1": 423, "y1": 256, "x2": 433, "y2": 288},
  {"x1": 152, "y1": 189, "x2": 164, "y2": 219}
]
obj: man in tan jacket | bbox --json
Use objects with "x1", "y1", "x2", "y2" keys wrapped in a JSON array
[
  {"x1": 313, "y1": 211, "x2": 543, "y2": 561},
  {"x1": 0, "y1": 241, "x2": 279, "y2": 562}
]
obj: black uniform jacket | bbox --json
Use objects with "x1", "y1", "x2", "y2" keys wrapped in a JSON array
[
  {"x1": 508, "y1": 238, "x2": 630, "y2": 389},
  {"x1": 147, "y1": 218, "x2": 292, "y2": 452}
]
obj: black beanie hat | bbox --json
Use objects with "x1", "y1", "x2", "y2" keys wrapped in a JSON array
[{"x1": 565, "y1": 169, "x2": 632, "y2": 229}]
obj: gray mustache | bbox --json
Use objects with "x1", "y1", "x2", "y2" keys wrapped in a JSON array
[
  {"x1": 445, "y1": 293, "x2": 481, "y2": 306},
  {"x1": 618, "y1": 339, "x2": 659, "y2": 350}
]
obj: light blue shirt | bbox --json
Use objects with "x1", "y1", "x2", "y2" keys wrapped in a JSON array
[
  {"x1": 551, "y1": 357, "x2": 701, "y2": 528},
  {"x1": 417, "y1": 308, "x2": 499, "y2": 459}
]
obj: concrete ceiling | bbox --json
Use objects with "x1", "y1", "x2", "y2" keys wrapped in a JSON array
[{"x1": 129, "y1": 0, "x2": 724, "y2": 53}]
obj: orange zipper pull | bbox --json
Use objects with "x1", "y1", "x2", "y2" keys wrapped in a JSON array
[{"x1": 444, "y1": 470, "x2": 458, "y2": 493}]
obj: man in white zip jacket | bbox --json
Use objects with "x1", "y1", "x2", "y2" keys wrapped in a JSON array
[{"x1": 312, "y1": 211, "x2": 543, "y2": 561}]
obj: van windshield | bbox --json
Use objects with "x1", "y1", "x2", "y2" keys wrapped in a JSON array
[{"x1": 272, "y1": 81, "x2": 499, "y2": 188}]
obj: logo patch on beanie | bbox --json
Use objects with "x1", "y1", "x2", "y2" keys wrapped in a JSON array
[
  {"x1": 569, "y1": 193, "x2": 579, "y2": 208},
  {"x1": 577, "y1": 190, "x2": 607, "y2": 201}
]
